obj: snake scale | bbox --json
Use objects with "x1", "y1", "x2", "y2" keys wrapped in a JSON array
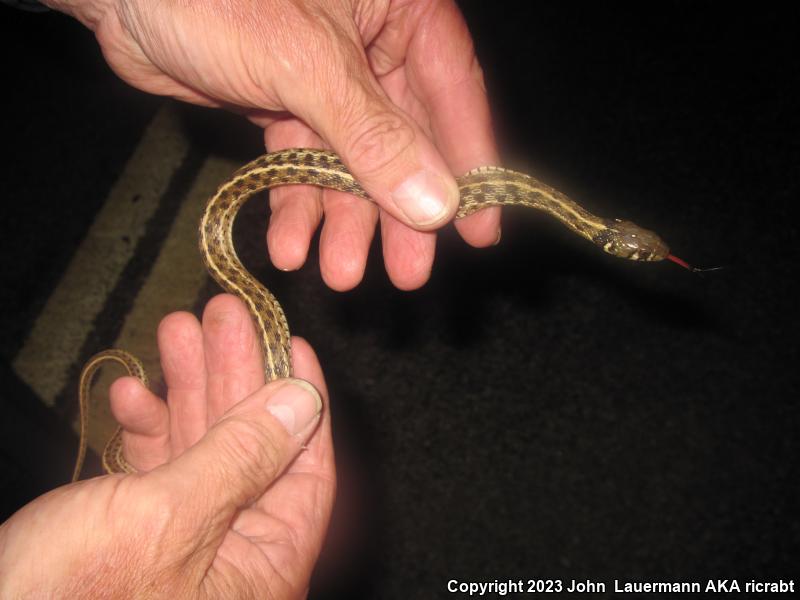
[{"x1": 72, "y1": 148, "x2": 675, "y2": 480}]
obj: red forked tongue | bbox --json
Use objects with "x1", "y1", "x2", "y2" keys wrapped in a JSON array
[
  {"x1": 667, "y1": 254, "x2": 693, "y2": 270},
  {"x1": 667, "y1": 254, "x2": 725, "y2": 274}
]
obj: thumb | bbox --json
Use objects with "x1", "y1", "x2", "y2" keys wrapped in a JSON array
[
  {"x1": 302, "y1": 73, "x2": 459, "y2": 230},
  {"x1": 158, "y1": 378, "x2": 322, "y2": 521}
]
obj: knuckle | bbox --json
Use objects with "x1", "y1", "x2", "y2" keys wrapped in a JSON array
[
  {"x1": 214, "y1": 417, "x2": 283, "y2": 486},
  {"x1": 343, "y1": 108, "x2": 415, "y2": 176}
]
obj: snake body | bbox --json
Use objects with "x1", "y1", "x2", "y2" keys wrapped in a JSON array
[{"x1": 73, "y1": 149, "x2": 670, "y2": 480}]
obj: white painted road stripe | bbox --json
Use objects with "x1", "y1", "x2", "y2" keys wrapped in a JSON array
[{"x1": 13, "y1": 104, "x2": 190, "y2": 406}]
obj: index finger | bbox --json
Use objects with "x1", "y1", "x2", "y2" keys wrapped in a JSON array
[{"x1": 404, "y1": 0, "x2": 501, "y2": 246}]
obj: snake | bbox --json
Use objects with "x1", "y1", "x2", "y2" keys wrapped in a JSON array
[{"x1": 72, "y1": 148, "x2": 681, "y2": 480}]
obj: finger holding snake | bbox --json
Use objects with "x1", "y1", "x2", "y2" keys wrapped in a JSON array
[
  {"x1": 259, "y1": 0, "x2": 501, "y2": 290},
  {"x1": 44, "y1": 0, "x2": 499, "y2": 290},
  {"x1": 107, "y1": 295, "x2": 323, "y2": 472}
]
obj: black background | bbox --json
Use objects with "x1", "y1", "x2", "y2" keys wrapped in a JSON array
[{"x1": 1, "y1": 2, "x2": 798, "y2": 598}]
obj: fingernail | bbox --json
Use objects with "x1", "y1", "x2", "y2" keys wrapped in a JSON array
[
  {"x1": 494, "y1": 227, "x2": 502, "y2": 246},
  {"x1": 392, "y1": 170, "x2": 457, "y2": 226},
  {"x1": 265, "y1": 379, "x2": 322, "y2": 436}
]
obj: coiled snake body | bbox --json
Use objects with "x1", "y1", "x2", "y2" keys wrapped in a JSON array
[{"x1": 73, "y1": 149, "x2": 671, "y2": 480}]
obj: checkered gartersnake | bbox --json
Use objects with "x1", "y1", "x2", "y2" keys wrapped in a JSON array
[{"x1": 73, "y1": 148, "x2": 673, "y2": 479}]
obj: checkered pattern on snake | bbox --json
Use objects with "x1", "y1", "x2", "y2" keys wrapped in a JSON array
[{"x1": 73, "y1": 148, "x2": 670, "y2": 479}]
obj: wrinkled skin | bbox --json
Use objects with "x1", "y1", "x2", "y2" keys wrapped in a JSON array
[
  {"x1": 0, "y1": 295, "x2": 335, "y2": 598},
  {"x1": 45, "y1": 0, "x2": 501, "y2": 290}
]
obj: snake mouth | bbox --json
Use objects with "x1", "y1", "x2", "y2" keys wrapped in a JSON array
[
  {"x1": 595, "y1": 220, "x2": 670, "y2": 261},
  {"x1": 642, "y1": 235, "x2": 671, "y2": 261}
]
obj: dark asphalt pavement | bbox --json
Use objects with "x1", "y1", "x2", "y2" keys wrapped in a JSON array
[{"x1": 1, "y1": 3, "x2": 798, "y2": 598}]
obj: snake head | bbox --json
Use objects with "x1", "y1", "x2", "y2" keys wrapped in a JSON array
[{"x1": 597, "y1": 219, "x2": 670, "y2": 261}]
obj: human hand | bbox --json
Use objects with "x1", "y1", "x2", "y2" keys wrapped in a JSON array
[
  {"x1": 44, "y1": 0, "x2": 500, "y2": 290},
  {"x1": 0, "y1": 295, "x2": 335, "y2": 598}
]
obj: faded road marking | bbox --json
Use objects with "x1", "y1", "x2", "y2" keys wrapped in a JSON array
[{"x1": 13, "y1": 105, "x2": 189, "y2": 406}]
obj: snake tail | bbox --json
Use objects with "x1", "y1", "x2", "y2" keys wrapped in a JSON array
[{"x1": 73, "y1": 349, "x2": 147, "y2": 481}]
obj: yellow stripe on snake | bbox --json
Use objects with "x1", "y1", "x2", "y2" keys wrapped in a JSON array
[{"x1": 73, "y1": 148, "x2": 672, "y2": 480}]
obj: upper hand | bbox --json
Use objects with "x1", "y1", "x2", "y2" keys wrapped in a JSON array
[{"x1": 49, "y1": 0, "x2": 500, "y2": 290}]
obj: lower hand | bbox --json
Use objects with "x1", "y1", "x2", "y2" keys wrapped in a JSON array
[{"x1": 0, "y1": 295, "x2": 335, "y2": 598}]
